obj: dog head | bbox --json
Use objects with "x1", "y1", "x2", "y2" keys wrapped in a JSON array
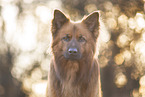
[{"x1": 51, "y1": 10, "x2": 100, "y2": 61}]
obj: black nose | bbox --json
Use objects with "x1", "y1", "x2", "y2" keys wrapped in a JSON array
[{"x1": 68, "y1": 48, "x2": 78, "y2": 55}]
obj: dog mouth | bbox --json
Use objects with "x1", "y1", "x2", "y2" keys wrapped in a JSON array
[{"x1": 64, "y1": 52, "x2": 82, "y2": 60}]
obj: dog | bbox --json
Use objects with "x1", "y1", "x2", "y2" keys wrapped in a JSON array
[{"x1": 47, "y1": 9, "x2": 101, "y2": 97}]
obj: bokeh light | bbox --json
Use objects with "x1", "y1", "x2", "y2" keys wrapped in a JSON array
[
  {"x1": 139, "y1": 75, "x2": 145, "y2": 97},
  {"x1": 135, "y1": 41, "x2": 145, "y2": 56},
  {"x1": 2, "y1": 4, "x2": 18, "y2": 44},
  {"x1": 23, "y1": 0, "x2": 34, "y2": 4},
  {"x1": 85, "y1": 4, "x2": 97, "y2": 13},
  {"x1": 136, "y1": 13, "x2": 145, "y2": 29},
  {"x1": 18, "y1": 14, "x2": 38, "y2": 51},
  {"x1": 115, "y1": 73, "x2": 127, "y2": 88},
  {"x1": 132, "y1": 89, "x2": 140, "y2": 97},
  {"x1": 35, "y1": 6, "x2": 52, "y2": 24},
  {"x1": 31, "y1": 81, "x2": 47, "y2": 97},
  {"x1": 128, "y1": 18, "x2": 136, "y2": 30},
  {"x1": 117, "y1": 34, "x2": 130, "y2": 48},
  {"x1": 114, "y1": 53, "x2": 124, "y2": 65},
  {"x1": 122, "y1": 50, "x2": 131, "y2": 61},
  {"x1": 118, "y1": 14, "x2": 128, "y2": 28}
]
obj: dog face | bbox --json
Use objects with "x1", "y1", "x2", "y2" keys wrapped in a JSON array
[
  {"x1": 58, "y1": 22, "x2": 87, "y2": 60},
  {"x1": 51, "y1": 10, "x2": 100, "y2": 61}
]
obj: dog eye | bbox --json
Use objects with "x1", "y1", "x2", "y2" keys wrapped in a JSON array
[
  {"x1": 78, "y1": 36, "x2": 86, "y2": 42},
  {"x1": 62, "y1": 34, "x2": 71, "y2": 42}
]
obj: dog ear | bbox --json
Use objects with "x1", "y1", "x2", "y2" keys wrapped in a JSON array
[
  {"x1": 52, "y1": 10, "x2": 69, "y2": 36},
  {"x1": 83, "y1": 12, "x2": 100, "y2": 38}
]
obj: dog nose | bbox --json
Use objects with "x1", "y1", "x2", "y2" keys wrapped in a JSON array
[{"x1": 68, "y1": 48, "x2": 78, "y2": 55}]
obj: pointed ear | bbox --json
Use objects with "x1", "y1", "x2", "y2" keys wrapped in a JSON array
[
  {"x1": 83, "y1": 12, "x2": 100, "y2": 38},
  {"x1": 52, "y1": 10, "x2": 69, "y2": 36}
]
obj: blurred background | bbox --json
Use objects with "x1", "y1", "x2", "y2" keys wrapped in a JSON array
[{"x1": 0, "y1": 0, "x2": 145, "y2": 97}]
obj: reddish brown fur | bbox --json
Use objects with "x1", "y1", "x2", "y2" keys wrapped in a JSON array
[{"x1": 47, "y1": 10, "x2": 101, "y2": 97}]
